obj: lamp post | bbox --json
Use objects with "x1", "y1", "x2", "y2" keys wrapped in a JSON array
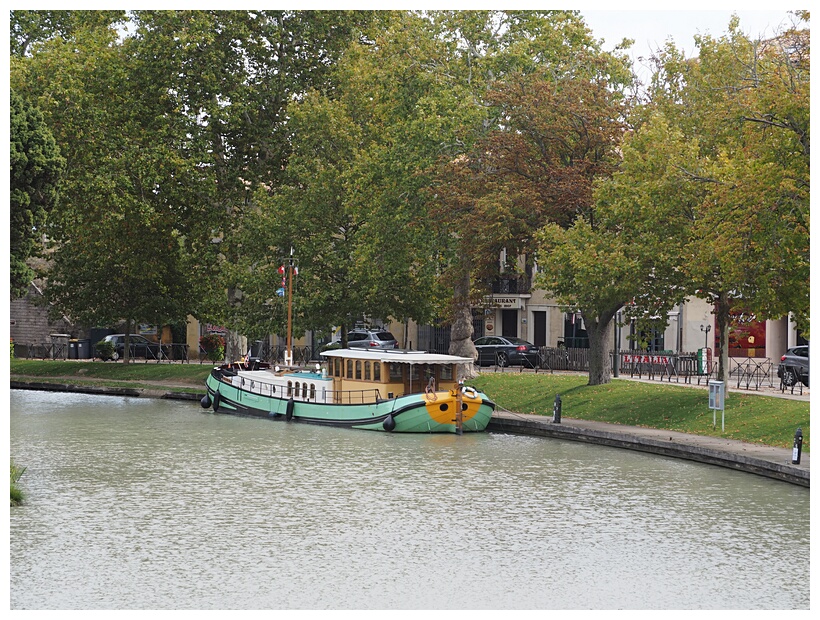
[{"x1": 700, "y1": 324, "x2": 712, "y2": 350}]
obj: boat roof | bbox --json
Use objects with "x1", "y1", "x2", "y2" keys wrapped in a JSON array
[{"x1": 321, "y1": 349, "x2": 474, "y2": 365}]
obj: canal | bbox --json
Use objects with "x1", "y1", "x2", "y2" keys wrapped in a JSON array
[{"x1": 10, "y1": 390, "x2": 810, "y2": 609}]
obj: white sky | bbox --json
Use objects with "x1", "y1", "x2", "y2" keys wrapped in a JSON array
[{"x1": 579, "y1": 7, "x2": 800, "y2": 81}]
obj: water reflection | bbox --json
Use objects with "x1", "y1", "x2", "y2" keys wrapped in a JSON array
[{"x1": 10, "y1": 390, "x2": 809, "y2": 609}]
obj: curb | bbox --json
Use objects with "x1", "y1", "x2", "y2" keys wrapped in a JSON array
[
  {"x1": 11, "y1": 380, "x2": 202, "y2": 402},
  {"x1": 488, "y1": 413, "x2": 809, "y2": 487}
]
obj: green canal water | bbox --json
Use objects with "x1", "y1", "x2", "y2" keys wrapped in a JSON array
[{"x1": 9, "y1": 389, "x2": 810, "y2": 609}]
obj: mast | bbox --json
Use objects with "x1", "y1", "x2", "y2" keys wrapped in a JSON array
[{"x1": 286, "y1": 247, "x2": 294, "y2": 366}]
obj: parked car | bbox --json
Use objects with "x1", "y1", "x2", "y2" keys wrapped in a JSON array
[
  {"x1": 346, "y1": 329, "x2": 398, "y2": 350},
  {"x1": 473, "y1": 336, "x2": 541, "y2": 367},
  {"x1": 101, "y1": 334, "x2": 164, "y2": 360},
  {"x1": 777, "y1": 345, "x2": 809, "y2": 387}
]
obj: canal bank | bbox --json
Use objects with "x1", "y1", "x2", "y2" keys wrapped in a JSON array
[{"x1": 10, "y1": 379, "x2": 809, "y2": 487}]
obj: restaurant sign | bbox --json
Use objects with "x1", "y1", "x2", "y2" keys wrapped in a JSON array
[{"x1": 485, "y1": 296, "x2": 522, "y2": 309}]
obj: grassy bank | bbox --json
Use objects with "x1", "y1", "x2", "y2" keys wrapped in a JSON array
[
  {"x1": 10, "y1": 359, "x2": 213, "y2": 384},
  {"x1": 10, "y1": 359, "x2": 809, "y2": 451},
  {"x1": 471, "y1": 373, "x2": 809, "y2": 451}
]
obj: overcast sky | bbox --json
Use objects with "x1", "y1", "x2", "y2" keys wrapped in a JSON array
[{"x1": 579, "y1": 7, "x2": 799, "y2": 80}]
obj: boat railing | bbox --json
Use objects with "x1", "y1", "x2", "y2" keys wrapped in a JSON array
[
  {"x1": 223, "y1": 372, "x2": 383, "y2": 405},
  {"x1": 329, "y1": 389, "x2": 383, "y2": 405}
]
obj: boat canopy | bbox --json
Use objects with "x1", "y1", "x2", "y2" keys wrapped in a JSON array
[{"x1": 321, "y1": 349, "x2": 474, "y2": 366}]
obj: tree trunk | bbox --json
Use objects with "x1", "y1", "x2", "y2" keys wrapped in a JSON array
[
  {"x1": 123, "y1": 318, "x2": 133, "y2": 365},
  {"x1": 583, "y1": 306, "x2": 619, "y2": 386},
  {"x1": 715, "y1": 292, "x2": 731, "y2": 383},
  {"x1": 448, "y1": 268, "x2": 477, "y2": 380}
]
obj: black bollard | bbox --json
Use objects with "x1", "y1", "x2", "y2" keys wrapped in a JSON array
[
  {"x1": 792, "y1": 428, "x2": 803, "y2": 464},
  {"x1": 553, "y1": 394, "x2": 562, "y2": 424}
]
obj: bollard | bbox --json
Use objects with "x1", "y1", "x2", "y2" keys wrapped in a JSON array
[
  {"x1": 553, "y1": 394, "x2": 562, "y2": 424},
  {"x1": 792, "y1": 428, "x2": 803, "y2": 464}
]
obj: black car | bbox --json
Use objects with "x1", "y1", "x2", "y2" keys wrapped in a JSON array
[
  {"x1": 102, "y1": 334, "x2": 165, "y2": 360},
  {"x1": 473, "y1": 336, "x2": 541, "y2": 367},
  {"x1": 777, "y1": 345, "x2": 809, "y2": 387}
]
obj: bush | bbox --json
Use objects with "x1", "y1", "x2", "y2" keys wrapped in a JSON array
[
  {"x1": 11, "y1": 460, "x2": 25, "y2": 507},
  {"x1": 95, "y1": 339, "x2": 117, "y2": 361},
  {"x1": 200, "y1": 334, "x2": 225, "y2": 363}
]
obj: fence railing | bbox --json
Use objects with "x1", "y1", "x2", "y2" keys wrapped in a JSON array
[{"x1": 17, "y1": 342, "x2": 190, "y2": 363}]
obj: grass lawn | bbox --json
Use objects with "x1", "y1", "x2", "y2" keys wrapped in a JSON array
[
  {"x1": 10, "y1": 358, "x2": 213, "y2": 385},
  {"x1": 470, "y1": 372, "x2": 810, "y2": 452}
]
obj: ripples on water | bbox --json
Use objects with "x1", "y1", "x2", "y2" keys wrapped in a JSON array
[{"x1": 9, "y1": 390, "x2": 809, "y2": 609}]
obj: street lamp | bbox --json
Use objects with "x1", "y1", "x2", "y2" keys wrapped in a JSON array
[{"x1": 700, "y1": 324, "x2": 712, "y2": 350}]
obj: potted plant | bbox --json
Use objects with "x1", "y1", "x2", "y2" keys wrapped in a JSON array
[{"x1": 199, "y1": 334, "x2": 225, "y2": 363}]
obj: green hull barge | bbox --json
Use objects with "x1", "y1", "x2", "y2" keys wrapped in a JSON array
[{"x1": 203, "y1": 349, "x2": 494, "y2": 433}]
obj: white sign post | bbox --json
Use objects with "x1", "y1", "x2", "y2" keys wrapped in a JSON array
[{"x1": 708, "y1": 380, "x2": 725, "y2": 431}]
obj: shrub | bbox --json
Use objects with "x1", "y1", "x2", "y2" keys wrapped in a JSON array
[
  {"x1": 200, "y1": 334, "x2": 225, "y2": 362},
  {"x1": 95, "y1": 339, "x2": 117, "y2": 361},
  {"x1": 11, "y1": 460, "x2": 25, "y2": 507}
]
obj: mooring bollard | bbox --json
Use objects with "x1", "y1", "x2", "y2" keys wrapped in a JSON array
[
  {"x1": 792, "y1": 428, "x2": 803, "y2": 464},
  {"x1": 553, "y1": 394, "x2": 562, "y2": 424}
]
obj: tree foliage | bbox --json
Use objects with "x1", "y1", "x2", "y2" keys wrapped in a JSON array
[
  {"x1": 627, "y1": 13, "x2": 809, "y2": 379},
  {"x1": 9, "y1": 89, "x2": 65, "y2": 297}
]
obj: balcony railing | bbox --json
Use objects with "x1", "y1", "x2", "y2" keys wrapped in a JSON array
[{"x1": 490, "y1": 275, "x2": 531, "y2": 295}]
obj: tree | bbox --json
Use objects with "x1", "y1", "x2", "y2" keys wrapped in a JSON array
[
  {"x1": 428, "y1": 11, "x2": 635, "y2": 369},
  {"x1": 128, "y1": 10, "x2": 376, "y2": 359},
  {"x1": 536, "y1": 115, "x2": 700, "y2": 384},
  {"x1": 637, "y1": 13, "x2": 810, "y2": 380},
  {"x1": 11, "y1": 18, "x2": 194, "y2": 362},
  {"x1": 231, "y1": 12, "x2": 471, "y2": 346},
  {"x1": 10, "y1": 89, "x2": 64, "y2": 298}
]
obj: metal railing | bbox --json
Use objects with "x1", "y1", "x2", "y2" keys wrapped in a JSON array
[{"x1": 225, "y1": 372, "x2": 383, "y2": 405}]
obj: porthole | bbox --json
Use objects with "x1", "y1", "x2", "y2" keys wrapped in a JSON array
[
  {"x1": 461, "y1": 403, "x2": 468, "y2": 411},
  {"x1": 439, "y1": 403, "x2": 449, "y2": 412}
]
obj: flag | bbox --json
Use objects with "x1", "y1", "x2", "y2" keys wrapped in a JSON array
[
  {"x1": 276, "y1": 287, "x2": 285, "y2": 297},
  {"x1": 278, "y1": 265, "x2": 285, "y2": 275}
]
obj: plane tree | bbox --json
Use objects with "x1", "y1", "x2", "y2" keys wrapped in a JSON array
[
  {"x1": 10, "y1": 89, "x2": 65, "y2": 298},
  {"x1": 10, "y1": 21, "x2": 195, "y2": 362},
  {"x1": 428, "y1": 11, "x2": 635, "y2": 366},
  {"x1": 626, "y1": 14, "x2": 809, "y2": 380},
  {"x1": 230, "y1": 12, "x2": 464, "y2": 347}
]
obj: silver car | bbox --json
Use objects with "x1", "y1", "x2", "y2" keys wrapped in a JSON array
[
  {"x1": 777, "y1": 345, "x2": 809, "y2": 387},
  {"x1": 346, "y1": 329, "x2": 398, "y2": 350}
]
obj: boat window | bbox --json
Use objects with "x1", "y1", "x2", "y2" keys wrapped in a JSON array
[
  {"x1": 334, "y1": 358, "x2": 341, "y2": 377},
  {"x1": 365, "y1": 361, "x2": 371, "y2": 381},
  {"x1": 346, "y1": 359, "x2": 353, "y2": 379},
  {"x1": 440, "y1": 364, "x2": 454, "y2": 381},
  {"x1": 374, "y1": 362, "x2": 381, "y2": 381},
  {"x1": 389, "y1": 362, "x2": 403, "y2": 381},
  {"x1": 287, "y1": 381, "x2": 292, "y2": 397},
  {"x1": 295, "y1": 382, "x2": 301, "y2": 398},
  {"x1": 310, "y1": 384, "x2": 316, "y2": 400},
  {"x1": 355, "y1": 360, "x2": 362, "y2": 380}
]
